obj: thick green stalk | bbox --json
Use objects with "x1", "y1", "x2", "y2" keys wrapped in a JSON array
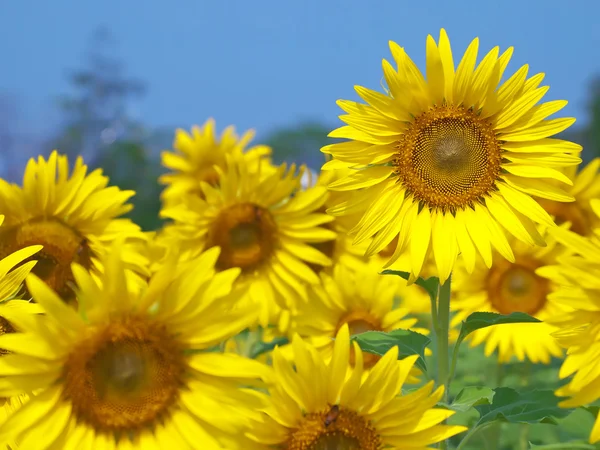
[{"x1": 435, "y1": 275, "x2": 452, "y2": 449}]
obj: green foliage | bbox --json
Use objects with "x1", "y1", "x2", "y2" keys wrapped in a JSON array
[
  {"x1": 380, "y1": 269, "x2": 439, "y2": 302},
  {"x1": 456, "y1": 312, "x2": 542, "y2": 345},
  {"x1": 351, "y1": 329, "x2": 430, "y2": 372},
  {"x1": 474, "y1": 388, "x2": 572, "y2": 426},
  {"x1": 250, "y1": 336, "x2": 290, "y2": 360},
  {"x1": 450, "y1": 387, "x2": 495, "y2": 412}
]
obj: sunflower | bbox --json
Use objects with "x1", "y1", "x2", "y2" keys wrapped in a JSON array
[
  {"x1": 304, "y1": 168, "x2": 365, "y2": 275},
  {"x1": 452, "y1": 226, "x2": 565, "y2": 364},
  {"x1": 538, "y1": 157, "x2": 600, "y2": 236},
  {"x1": 322, "y1": 28, "x2": 581, "y2": 283},
  {"x1": 247, "y1": 324, "x2": 466, "y2": 449},
  {"x1": 536, "y1": 199, "x2": 600, "y2": 442},
  {"x1": 0, "y1": 151, "x2": 150, "y2": 302},
  {"x1": 160, "y1": 118, "x2": 273, "y2": 203},
  {"x1": 160, "y1": 157, "x2": 336, "y2": 326},
  {"x1": 0, "y1": 242, "x2": 271, "y2": 449},
  {"x1": 0, "y1": 232, "x2": 44, "y2": 432},
  {"x1": 292, "y1": 262, "x2": 426, "y2": 369}
]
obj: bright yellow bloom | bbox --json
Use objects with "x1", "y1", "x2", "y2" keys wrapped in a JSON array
[
  {"x1": 537, "y1": 199, "x2": 600, "y2": 443},
  {"x1": 0, "y1": 244, "x2": 269, "y2": 449},
  {"x1": 0, "y1": 224, "x2": 43, "y2": 439},
  {"x1": 322, "y1": 28, "x2": 580, "y2": 283},
  {"x1": 247, "y1": 325, "x2": 466, "y2": 448},
  {"x1": 538, "y1": 157, "x2": 600, "y2": 236},
  {"x1": 304, "y1": 169, "x2": 365, "y2": 275},
  {"x1": 292, "y1": 262, "x2": 425, "y2": 368},
  {"x1": 0, "y1": 151, "x2": 149, "y2": 302},
  {"x1": 160, "y1": 118, "x2": 272, "y2": 203},
  {"x1": 452, "y1": 228, "x2": 565, "y2": 364},
  {"x1": 161, "y1": 157, "x2": 336, "y2": 327}
]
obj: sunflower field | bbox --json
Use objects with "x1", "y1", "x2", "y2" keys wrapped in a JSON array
[{"x1": 0, "y1": 28, "x2": 599, "y2": 449}]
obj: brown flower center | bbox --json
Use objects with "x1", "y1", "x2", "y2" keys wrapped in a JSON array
[
  {"x1": 286, "y1": 406, "x2": 381, "y2": 450},
  {"x1": 0, "y1": 219, "x2": 92, "y2": 302},
  {"x1": 394, "y1": 105, "x2": 502, "y2": 211},
  {"x1": 207, "y1": 203, "x2": 278, "y2": 273},
  {"x1": 487, "y1": 257, "x2": 549, "y2": 315},
  {"x1": 63, "y1": 316, "x2": 186, "y2": 433},
  {"x1": 538, "y1": 198, "x2": 592, "y2": 236}
]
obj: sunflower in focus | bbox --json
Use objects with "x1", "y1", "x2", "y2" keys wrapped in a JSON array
[
  {"x1": 293, "y1": 262, "x2": 426, "y2": 369},
  {"x1": 161, "y1": 157, "x2": 336, "y2": 326},
  {"x1": 536, "y1": 199, "x2": 600, "y2": 443},
  {"x1": 322, "y1": 28, "x2": 581, "y2": 283},
  {"x1": 0, "y1": 243, "x2": 270, "y2": 449},
  {"x1": 0, "y1": 231, "x2": 43, "y2": 430},
  {"x1": 538, "y1": 158, "x2": 600, "y2": 236},
  {"x1": 247, "y1": 325, "x2": 466, "y2": 449},
  {"x1": 0, "y1": 151, "x2": 149, "y2": 302},
  {"x1": 452, "y1": 227, "x2": 565, "y2": 364},
  {"x1": 160, "y1": 118, "x2": 273, "y2": 203}
]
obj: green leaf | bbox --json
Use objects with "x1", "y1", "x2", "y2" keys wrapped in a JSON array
[
  {"x1": 475, "y1": 387, "x2": 572, "y2": 426},
  {"x1": 450, "y1": 386, "x2": 495, "y2": 412},
  {"x1": 250, "y1": 336, "x2": 289, "y2": 359},
  {"x1": 457, "y1": 312, "x2": 542, "y2": 344},
  {"x1": 351, "y1": 329, "x2": 430, "y2": 372},
  {"x1": 380, "y1": 270, "x2": 439, "y2": 302}
]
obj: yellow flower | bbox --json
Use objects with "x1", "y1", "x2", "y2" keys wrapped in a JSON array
[
  {"x1": 322, "y1": 28, "x2": 580, "y2": 283},
  {"x1": 0, "y1": 243, "x2": 269, "y2": 449},
  {"x1": 292, "y1": 262, "x2": 426, "y2": 369},
  {"x1": 538, "y1": 157, "x2": 600, "y2": 236},
  {"x1": 452, "y1": 228, "x2": 565, "y2": 364},
  {"x1": 0, "y1": 151, "x2": 149, "y2": 302},
  {"x1": 160, "y1": 157, "x2": 336, "y2": 327},
  {"x1": 304, "y1": 169, "x2": 365, "y2": 275},
  {"x1": 247, "y1": 325, "x2": 466, "y2": 448},
  {"x1": 0, "y1": 227, "x2": 43, "y2": 437},
  {"x1": 537, "y1": 199, "x2": 600, "y2": 443},
  {"x1": 160, "y1": 118, "x2": 272, "y2": 203}
]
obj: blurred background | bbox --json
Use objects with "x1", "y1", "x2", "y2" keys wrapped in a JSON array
[{"x1": 1, "y1": 0, "x2": 599, "y2": 231}]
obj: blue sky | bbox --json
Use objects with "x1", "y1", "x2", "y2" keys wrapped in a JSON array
[{"x1": 1, "y1": 0, "x2": 599, "y2": 141}]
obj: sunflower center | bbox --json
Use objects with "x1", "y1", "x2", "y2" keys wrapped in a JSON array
[
  {"x1": 0, "y1": 219, "x2": 92, "y2": 301},
  {"x1": 63, "y1": 316, "x2": 186, "y2": 433},
  {"x1": 208, "y1": 203, "x2": 277, "y2": 273},
  {"x1": 394, "y1": 105, "x2": 502, "y2": 210},
  {"x1": 339, "y1": 311, "x2": 381, "y2": 369},
  {"x1": 538, "y1": 199, "x2": 592, "y2": 236},
  {"x1": 286, "y1": 406, "x2": 381, "y2": 450},
  {"x1": 487, "y1": 259, "x2": 549, "y2": 316}
]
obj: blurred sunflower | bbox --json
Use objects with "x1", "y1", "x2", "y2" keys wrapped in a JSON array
[
  {"x1": 247, "y1": 325, "x2": 466, "y2": 448},
  {"x1": 160, "y1": 118, "x2": 272, "y2": 203},
  {"x1": 452, "y1": 228, "x2": 565, "y2": 364},
  {"x1": 322, "y1": 28, "x2": 580, "y2": 283},
  {"x1": 536, "y1": 199, "x2": 600, "y2": 442},
  {"x1": 0, "y1": 243, "x2": 270, "y2": 449},
  {"x1": 304, "y1": 168, "x2": 365, "y2": 275},
  {"x1": 293, "y1": 262, "x2": 426, "y2": 370},
  {"x1": 0, "y1": 151, "x2": 149, "y2": 302},
  {"x1": 538, "y1": 158, "x2": 600, "y2": 236},
  {"x1": 160, "y1": 157, "x2": 336, "y2": 326}
]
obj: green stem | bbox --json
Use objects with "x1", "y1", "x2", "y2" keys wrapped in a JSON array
[
  {"x1": 455, "y1": 423, "x2": 494, "y2": 450},
  {"x1": 435, "y1": 276, "x2": 452, "y2": 449},
  {"x1": 519, "y1": 424, "x2": 530, "y2": 450}
]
